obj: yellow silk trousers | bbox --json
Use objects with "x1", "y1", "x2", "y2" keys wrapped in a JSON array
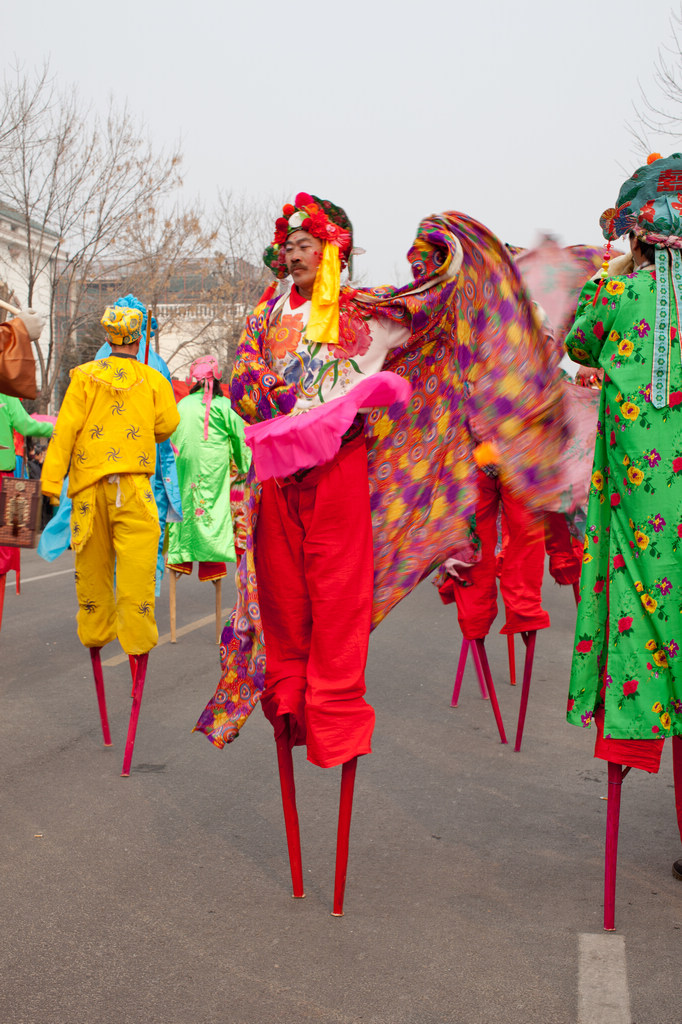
[{"x1": 71, "y1": 474, "x2": 160, "y2": 655}]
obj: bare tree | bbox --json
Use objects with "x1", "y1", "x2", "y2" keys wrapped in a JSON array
[
  {"x1": 0, "y1": 65, "x2": 182, "y2": 409},
  {"x1": 629, "y1": 4, "x2": 682, "y2": 155},
  {"x1": 157, "y1": 191, "x2": 277, "y2": 378}
]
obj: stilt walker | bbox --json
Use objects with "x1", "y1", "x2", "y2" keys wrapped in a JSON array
[
  {"x1": 195, "y1": 196, "x2": 570, "y2": 913},
  {"x1": 166, "y1": 355, "x2": 250, "y2": 645},
  {"x1": 0, "y1": 306, "x2": 52, "y2": 632},
  {"x1": 41, "y1": 305, "x2": 179, "y2": 775},
  {"x1": 565, "y1": 153, "x2": 682, "y2": 928}
]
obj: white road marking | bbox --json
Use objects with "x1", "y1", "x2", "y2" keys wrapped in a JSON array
[
  {"x1": 102, "y1": 610, "x2": 229, "y2": 666},
  {"x1": 6, "y1": 567, "x2": 74, "y2": 587},
  {"x1": 578, "y1": 933, "x2": 630, "y2": 1024}
]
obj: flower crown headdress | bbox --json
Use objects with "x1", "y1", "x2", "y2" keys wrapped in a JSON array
[{"x1": 263, "y1": 192, "x2": 353, "y2": 280}]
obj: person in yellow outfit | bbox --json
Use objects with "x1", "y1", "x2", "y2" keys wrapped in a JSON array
[{"x1": 41, "y1": 306, "x2": 179, "y2": 655}]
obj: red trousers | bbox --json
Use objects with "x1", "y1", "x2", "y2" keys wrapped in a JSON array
[
  {"x1": 454, "y1": 469, "x2": 550, "y2": 639},
  {"x1": 544, "y1": 511, "x2": 583, "y2": 586},
  {"x1": 254, "y1": 435, "x2": 375, "y2": 768}
]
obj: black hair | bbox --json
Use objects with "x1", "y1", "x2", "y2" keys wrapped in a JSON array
[
  {"x1": 190, "y1": 378, "x2": 222, "y2": 397},
  {"x1": 628, "y1": 230, "x2": 657, "y2": 264}
]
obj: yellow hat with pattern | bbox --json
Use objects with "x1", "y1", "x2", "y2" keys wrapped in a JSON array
[{"x1": 100, "y1": 306, "x2": 143, "y2": 345}]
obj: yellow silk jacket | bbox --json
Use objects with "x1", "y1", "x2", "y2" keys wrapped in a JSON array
[{"x1": 42, "y1": 356, "x2": 180, "y2": 499}]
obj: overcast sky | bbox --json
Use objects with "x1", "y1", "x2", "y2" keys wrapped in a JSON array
[{"x1": 6, "y1": 0, "x2": 679, "y2": 282}]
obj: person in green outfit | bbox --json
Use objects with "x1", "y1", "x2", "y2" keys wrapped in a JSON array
[
  {"x1": 0, "y1": 385, "x2": 53, "y2": 608},
  {"x1": 565, "y1": 152, "x2": 682, "y2": 881},
  {"x1": 166, "y1": 356, "x2": 250, "y2": 582}
]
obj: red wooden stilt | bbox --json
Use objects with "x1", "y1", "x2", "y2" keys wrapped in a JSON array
[
  {"x1": 89, "y1": 647, "x2": 112, "y2": 746},
  {"x1": 507, "y1": 633, "x2": 517, "y2": 686},
  {"x1": 128, "y1": 655, "x2": 137, "y2": 698},
  {"x1": 473, "y1": 640, "x2": 507, "y2": 744},
  {"x1": 121, "y1": 653, "x2": 148, "y2": 777},
  {"x1": 468, "y1": 637, "x2": 489, "y2": 699},
  {"x1": 451, "y1": 638, "x2": 470, "y2": 706},
  {"x1": 572, "y1": 581, "x2": 580, "y2": 607},
  {"x1": 514, "y1": 630, "x2": 536, "y2": 752},
  {"x1": 275, "y1": 731, "x2": 305, "y2": 899},
  {"x1": 604, "y1": 762, "x2": 629, "y2": 931},
  {"x1": 332, "y1": 756, "x2": 358, "y2": 916},
  {"x1": 0, "y1": 573, "x2": 6, "y2": 633}
]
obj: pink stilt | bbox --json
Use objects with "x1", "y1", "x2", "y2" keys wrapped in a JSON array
[
  {"x1": 450, "y1": 638, "x2": 470, "y2": 707},
  {"x1": 332, "y1": 756, "x2": 358, "y2": 917},
  {"x1": 89, "y1": 647, "x2": 112, "y2": 746},
  {"x1": 468, "y1": 638, "x2": 489, "y2": 699},
  {"x1": 275, "y1": 732, "x2": 305, "y2": 899},
  {"x1": 604, "y1": 762, "x2": 629, "y2": 931},
  {"x1": 0, "y1": 573, "x2": 6, "y2": 633},
  {"x1": 121, "y1": 653, "x2": 149, "y2": 777},
  {"x1": 507, "y1": 633, "x2": 517, "y2": 686},
  {"x1": 513, "y1": 630, "x2": 537, "y2": 752},
  {"x1": 473, "y1": 640, "x2": 507, "y2": 744}
]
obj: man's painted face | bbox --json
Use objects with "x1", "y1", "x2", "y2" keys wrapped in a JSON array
[{"x1": 284, "y1": 230, "x2": 324, "y2": 296}]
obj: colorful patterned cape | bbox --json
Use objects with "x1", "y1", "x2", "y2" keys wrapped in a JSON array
[{"x1": 194, "y1": 211, "x2": 569, "y2": 747}]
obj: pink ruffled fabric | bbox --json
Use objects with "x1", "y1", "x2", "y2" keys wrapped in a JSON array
[{"x1": 244, "y1": 371, "x2": 412, "y2": 481}]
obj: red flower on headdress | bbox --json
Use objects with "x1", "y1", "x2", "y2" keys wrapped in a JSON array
[
  {"x1": 274, "y1": 217, "x2": 289, "y2": 245},
  {"x1": 295, "y1": 192, "x2": 314, "y2": 208},
  {"x1": 282, "y1": 203, "x2": 295, "y2": 217},
  {"x1": 640, "y1": 200, "x2": 656, "y2": 223}
]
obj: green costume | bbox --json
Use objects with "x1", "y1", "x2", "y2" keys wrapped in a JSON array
[
  {"x1": 566, "y1": 267, "x2": 682, "y2": 739},
  {"x1": 0, "y1": 394, "x2": 52, "y2": 472},
  {"x1": 166, "y1": 391, "x2": 250, "y2": 565}
]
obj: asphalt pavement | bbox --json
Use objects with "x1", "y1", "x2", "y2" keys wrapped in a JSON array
[{"x1": 1, "y1": 548, "x2": 680, "y2": 1024}]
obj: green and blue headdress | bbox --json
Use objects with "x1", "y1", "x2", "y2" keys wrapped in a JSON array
[{"x1": 600, "y1": 153, "x2": 682, "y2": 410}]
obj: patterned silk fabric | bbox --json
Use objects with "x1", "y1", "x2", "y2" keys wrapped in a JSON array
[{"x1": 194, "y1": 211, "x2": 569, "y2": 748}]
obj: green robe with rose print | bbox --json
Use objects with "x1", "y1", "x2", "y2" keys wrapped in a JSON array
[{"x1": 566, "y1": 265, "x2": 682, "y2": 740}]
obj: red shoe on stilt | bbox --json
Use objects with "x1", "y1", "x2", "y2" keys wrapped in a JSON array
[
  {"x1": 121, "y1": 653, "x2": 149, "y2": 777},
  {"x1": 514, "y1": 631, "x2": 537, "y2": 752},
  {"x1": 89, "y1": 647, "x2": 112, "y2": 746},
  {"x1": 332, "y1": 756, "x2": 358, "y2": 917},
  {"x1": 275, "y1": 729, "x2": 305, "y2": 899}
]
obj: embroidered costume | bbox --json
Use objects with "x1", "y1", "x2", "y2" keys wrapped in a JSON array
[
  {"x1": 566, "y1": 157, "x2": 682, "y2": 746},
  {"x1": 195, "y1": 199, "x2": 569, "y2": 756},
  {"x1": 167, "y1": 356, "x2": 251, "y2": 575},
  {"x1": 41, "y1": 307, "x2": 179, "y2": 655}
]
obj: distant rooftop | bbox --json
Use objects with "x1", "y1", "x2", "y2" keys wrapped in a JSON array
[{"x1": 0, "y1": 201, "x2": 61, "y2": 240}]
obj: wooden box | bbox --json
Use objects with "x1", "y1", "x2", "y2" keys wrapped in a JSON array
[{"x1": 0, "y1": 476, "x2": 42, "y2": 548}]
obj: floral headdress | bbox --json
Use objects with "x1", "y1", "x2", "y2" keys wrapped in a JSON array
[
  {"x1": 599, "y1": 152, "x2": 682, "y2": 246},
  {"x1": 600, "y1": 153, "x2": 682, "y2": 412},
  {"x1": 262, "y1": 192, "x2": 353, "y2": 280},
  {"x1": 262, "y1": 193, "x2": 354, "y2": 348}
]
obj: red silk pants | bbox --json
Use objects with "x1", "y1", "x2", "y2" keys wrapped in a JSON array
[
  {"x1": 254, "y1": 435, "x2": 375, "y2": 768},
  {"x1": 454, "y1": 469, "x2": 550, "y2": 639}
]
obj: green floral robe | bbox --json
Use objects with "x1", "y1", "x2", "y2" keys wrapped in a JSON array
[
  {"x1": 166, "y1": 392, "x2": 251, "y2": 564},
  {"x1": 566, "y1": 265, "x2": 682, "y2": 740}
]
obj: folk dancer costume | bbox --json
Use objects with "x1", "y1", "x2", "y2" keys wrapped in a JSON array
[
  {"x1": 41, "y1": 306, "x2": 179, "y2": 775},
  {"x1": 167, "y1": 356, "x2": 251, "y2": 581},
  {"x1": 37, "y1": 297, "x2": 183, "y2": 596},
  {"x1": 94, "y1": 296, "x2": 182, "y2": 595},
  {"x1": 565, "y1": 153, "x2": 682, "y2": 920},
  {"x1": 194, "y1": 193, "x2": 570, "y2": 913}
]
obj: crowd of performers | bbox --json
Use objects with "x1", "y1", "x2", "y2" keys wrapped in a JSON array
[{"x1": 1, "y1": 151, "x2": 682, "y2": 916}]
